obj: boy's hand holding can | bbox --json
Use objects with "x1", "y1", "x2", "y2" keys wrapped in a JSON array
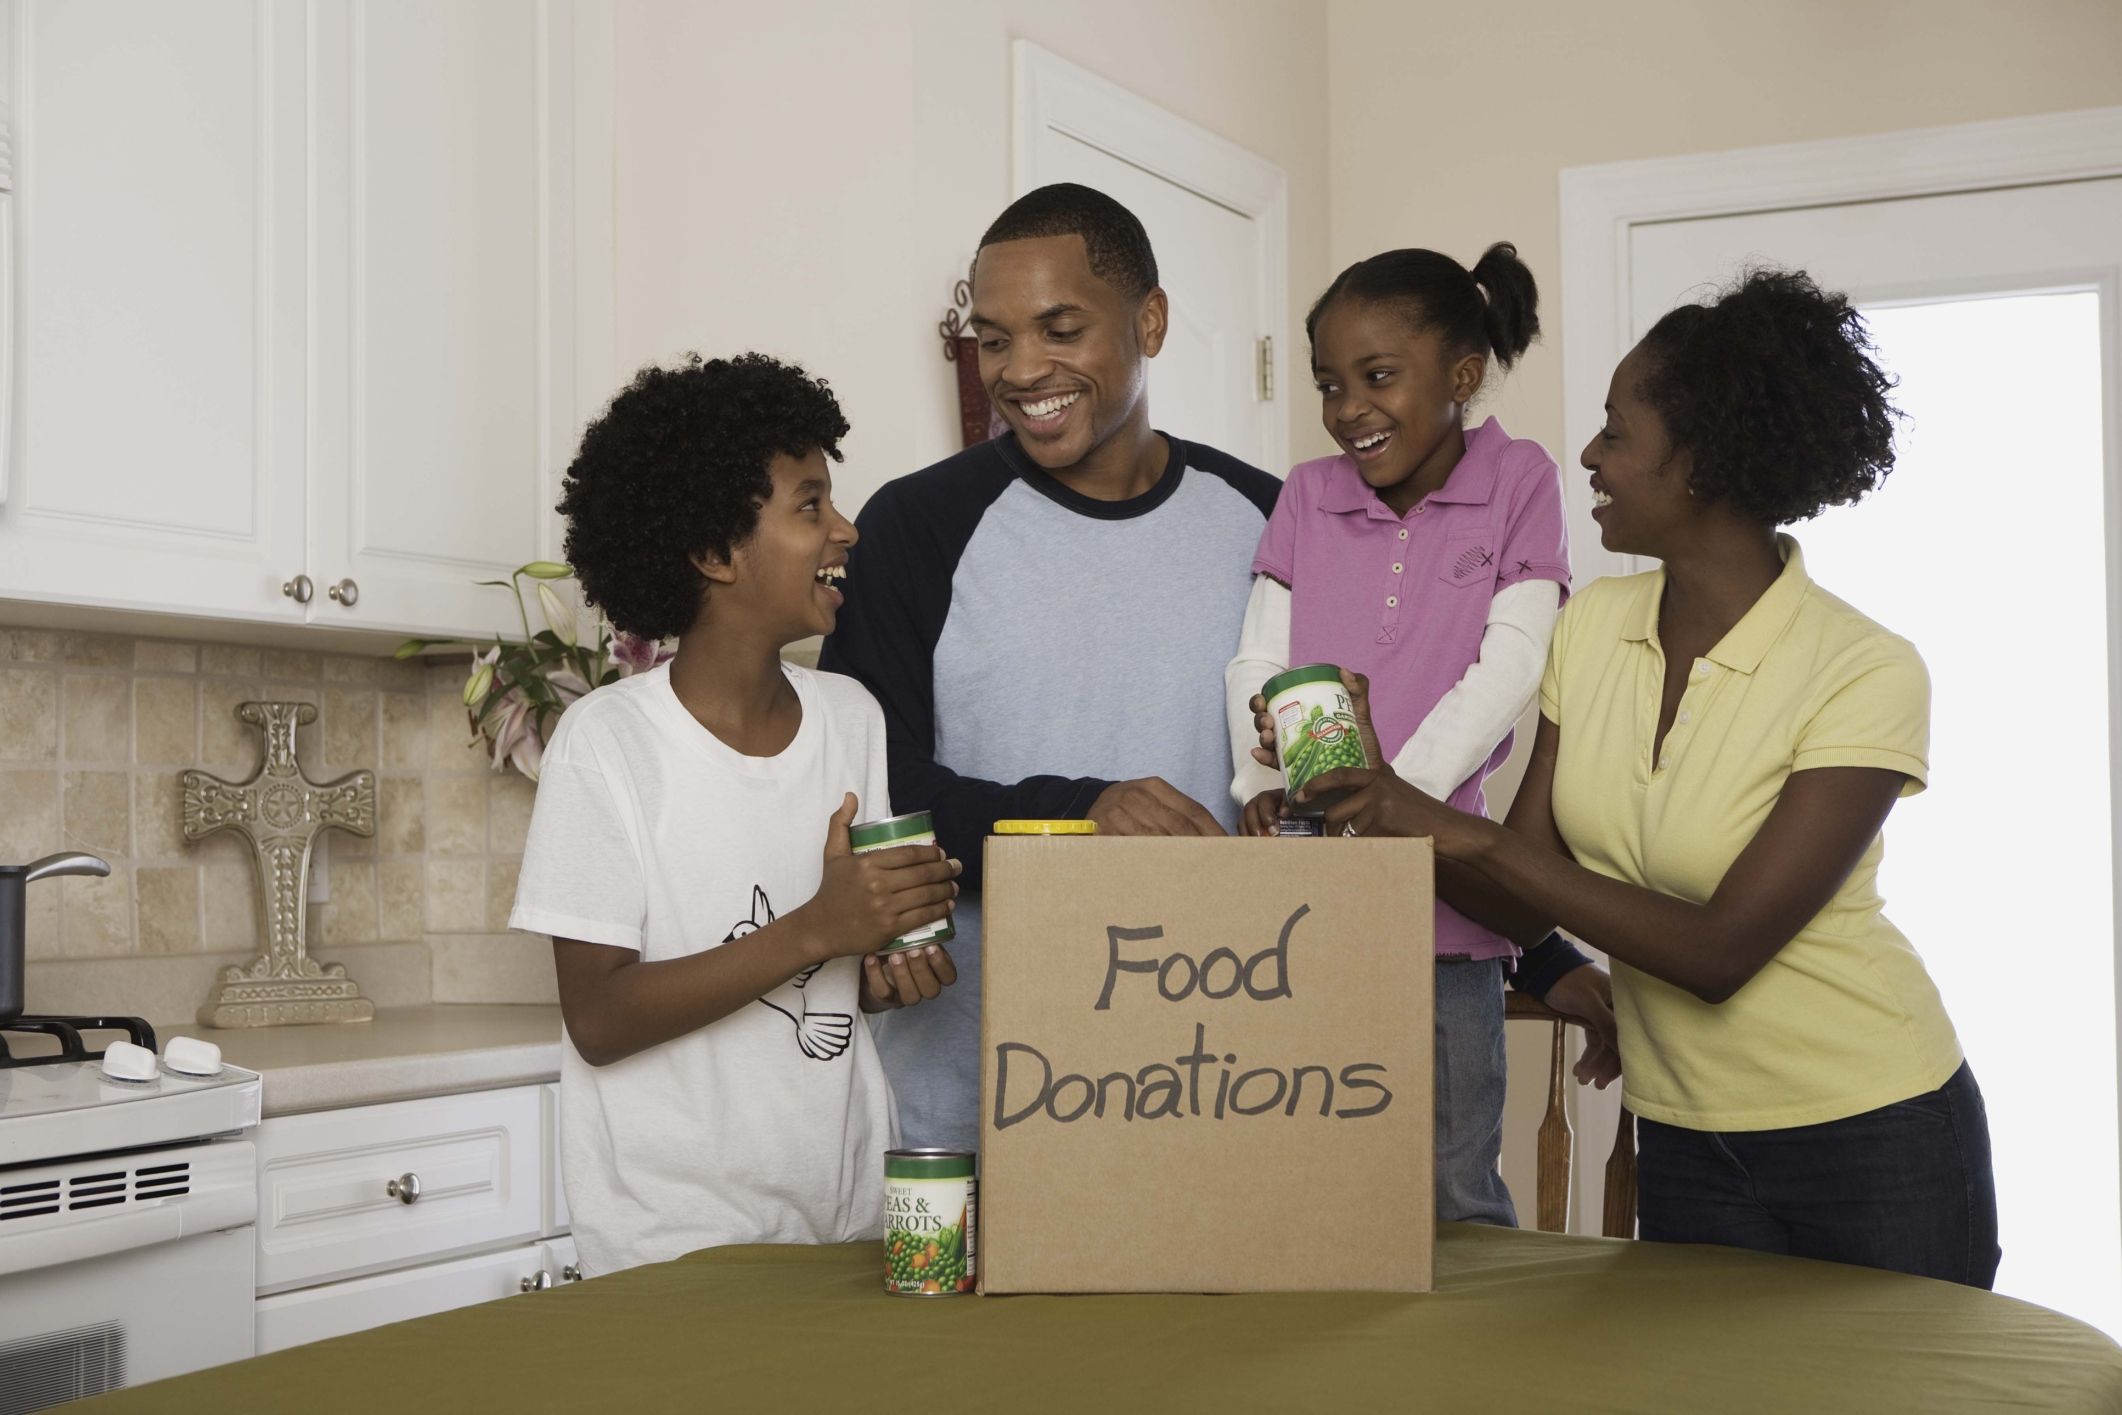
[{"x1": 797, "y1": 794, "x2": 961, "y2": 1009}]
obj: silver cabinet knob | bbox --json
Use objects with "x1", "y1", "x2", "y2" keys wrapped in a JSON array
[
  {"x1": 385, "y1": 1172, "x2": 421, "y2": 1204},
  {"x1": 520, "y1": 1270, "x2": 554, "y2": 1292},
  {"x1": 282, "y1": 574, "x2": 314, "y2": 604},
  {"x1": 561, "y1": 1265, "x2": 582, "y2": 1283},
  {"x1": 326, "y1": 578, "x2": 360, "y2": 607}
]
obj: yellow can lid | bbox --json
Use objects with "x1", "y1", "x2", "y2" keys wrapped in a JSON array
[{"x1": 992, "y1": 819, "x2": 1098, "y2": 835}]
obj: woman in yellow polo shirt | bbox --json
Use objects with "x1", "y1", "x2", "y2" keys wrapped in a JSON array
[{"x1": 1293, "y1": 269, "x2": 1998, "y2": 1288}]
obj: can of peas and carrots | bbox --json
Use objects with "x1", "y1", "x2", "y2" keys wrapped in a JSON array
[
  {"x1": 849, "y1": 811, "x2": 955, "y2": 952},
  {"x1": 884, "y1": 1149, "x2": 976, "y2": 1296},
  {"x1": 1262, "y1": 664, "x2": 1373, "y2": 817}
]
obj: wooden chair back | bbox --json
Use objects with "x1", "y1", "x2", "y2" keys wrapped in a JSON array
[{"x1": 1504, "y1": 991, "x2": 1638, "y2": 1238}]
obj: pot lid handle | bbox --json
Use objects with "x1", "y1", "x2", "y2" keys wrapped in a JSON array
[{"x1": 22, "y1": 852, "x2": 110, "y2": 884}]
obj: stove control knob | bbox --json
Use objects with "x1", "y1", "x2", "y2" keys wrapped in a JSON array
[
  {"x1": 101, "y1": 1040, "x2": 160, "y2": 1083},
  {"x1": 164, "y1": 1036, "x2": 224, "y2": 1076}
]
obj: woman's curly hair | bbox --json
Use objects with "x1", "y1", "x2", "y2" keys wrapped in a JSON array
[
  {"x1": 1638, "y1": 269, "x2": 1900, "y2": 525},
  {"x1": 557, "y1": 353, "x2": 850, "y2": 640}
]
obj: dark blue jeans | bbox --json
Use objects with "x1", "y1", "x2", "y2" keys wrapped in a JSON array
[{"x1": 1636, "y1": 1062, "x2": 2001, "y2": 1288}]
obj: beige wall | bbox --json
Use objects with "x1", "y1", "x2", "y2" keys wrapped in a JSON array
[
  {"x1": 1327, "y1": 0, "x2": 2122, "y2": 466},
  {"x1": 611, "y1": 0, "x2": 1334, "y2": 509}
]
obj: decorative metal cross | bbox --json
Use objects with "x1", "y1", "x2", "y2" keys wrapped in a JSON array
[{"x1": 182, "y1": 701, "x2": 378, "y2": 1028}]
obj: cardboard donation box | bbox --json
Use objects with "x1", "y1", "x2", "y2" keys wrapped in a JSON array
[{"x1": 979, "y1": 837, "x2": 1434, "y2": 1293}]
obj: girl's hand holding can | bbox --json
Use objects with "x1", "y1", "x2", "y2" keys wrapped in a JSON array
[
  {"x1": 1242, "y1": 788, "x2": 1287, "y2": 838},
  {"x1": 800, "y1": 794, "x2": 961, "y2": 959}
]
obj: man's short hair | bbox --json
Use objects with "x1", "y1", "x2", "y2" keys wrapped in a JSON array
[{"x1": 977, "y1": 183, "x2": 1159, "y2": 302}]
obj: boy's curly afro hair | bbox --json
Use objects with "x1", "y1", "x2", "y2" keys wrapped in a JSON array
[
  {"x1": 557, "y1": 353, "x2": 849, "y2": 641},
  {"x1": 1638, "y1": 269, "x2": 1900, "y2": 526}
]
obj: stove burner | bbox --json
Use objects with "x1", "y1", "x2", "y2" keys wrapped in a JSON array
[{"x1": 0, "y1": 1017, "x2": 158, "y2": 1069}]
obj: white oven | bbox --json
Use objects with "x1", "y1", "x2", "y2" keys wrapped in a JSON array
[{"x1": 0, "y1": 1040, "x2": 262, "y2": 1414}]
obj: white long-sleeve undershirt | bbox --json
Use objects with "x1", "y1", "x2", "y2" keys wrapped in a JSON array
[{"x1": 1225, "y1": 573, "x2": 1561, "y2": 806}]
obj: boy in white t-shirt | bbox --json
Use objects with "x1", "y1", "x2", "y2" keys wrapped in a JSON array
[{"x1": 510, "y1": 354, "x2": 961, "y2": 1277}]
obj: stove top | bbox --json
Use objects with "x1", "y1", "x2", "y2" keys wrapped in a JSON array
[
  {"x1": 0, "y1": 1015, "x2": 157, "y2": 1069},
  {"x1": 0, "y1": 1016, "x2": 262, "y2": 1168}
]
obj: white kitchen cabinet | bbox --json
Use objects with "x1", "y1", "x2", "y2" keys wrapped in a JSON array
[
  {"x1": 251, "y1": 1081, "x2": 575, "y2": 1351},
  {"x1": 254, "y1": 1085, "x2": 544, "y2": 1295},
  {"x1": 0, "y1": 0, "x2": 311, "y2": 627},
  {"x1": 0, "y1": 0, "x2": 612, "y2": 642},
  {"x1": 541, "y1": 1081, "x2": 571, "y2": 1237},
  {"x1": 254, "y1": 1240, "x2": 560, "y2": 1355}
]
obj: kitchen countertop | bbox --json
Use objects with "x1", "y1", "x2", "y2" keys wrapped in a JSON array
[{"x1": 153, "y1": 1004, "x2": 564, "y2": 1116}]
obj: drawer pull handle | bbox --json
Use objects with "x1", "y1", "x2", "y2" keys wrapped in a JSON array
[
  {"x1": 327, "y1": 577, "x2": 360, "y2": 607},
  {"x1": 561, "y1": 1265, "x2": 582, "y2": 1283},
  {"x1": 385, "y1": 1172, "x2": 422, "y2": 1205},
  {"x1": 521, "y1": 1270, "x2": 555, "y2": 1292}
]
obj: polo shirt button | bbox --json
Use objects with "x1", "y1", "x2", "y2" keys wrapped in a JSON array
[
  {"x1": 1677, "y1": 710, "x2": 1691, "y2": 724},
  {"x1": 1692, "y1": 661, "x2": 1711, "y2": 679},
  {"x1": 1398, "y1": 529, "x2": 1409, "y2": 540},
  {"x1": 1387, "y1": 596, "x2": 1398, "y2": 608},
  {"x1": 1392, "y1": 563, "x2": 1403, "y2": 575},
  {"x1": 1414, "y1": 505, "x2": 1427, "y2": 515}
]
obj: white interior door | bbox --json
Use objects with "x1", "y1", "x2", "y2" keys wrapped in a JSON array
[
  {"x1": 1014, "y1": 43, "x2": 1286, "y2": 474},
  {"x1": 1629, "y1": 178, "x2": 2122, "y2": 1334}
]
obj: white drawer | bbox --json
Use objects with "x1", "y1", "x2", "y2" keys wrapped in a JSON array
[
  {"x1": 540, "y1": 1082, "x2": 570, "y2": 1238},
  {"x1": 255, "y1": 1087, "x2": 542, "y2": 1294},
  {"x1": 256, "y1": 1241, "x2": 557, "y2": 1354}
]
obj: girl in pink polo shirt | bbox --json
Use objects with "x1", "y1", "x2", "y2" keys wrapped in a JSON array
[{"x1": 1225, "y1": 244, "x2": 1615, "y2": 1227}]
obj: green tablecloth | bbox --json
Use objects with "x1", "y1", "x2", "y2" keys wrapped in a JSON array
[{"x1": 77, "y1": 1224, "x2": 2122, "y2": 1414}]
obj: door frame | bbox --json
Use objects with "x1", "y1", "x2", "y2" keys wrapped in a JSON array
[
  {"x1": 1012, "y1": 40, "x2": 1289, "y2": 475},
  {"x1": 1558, "y1": 104, "x2": 2122, "y2": 1238}
]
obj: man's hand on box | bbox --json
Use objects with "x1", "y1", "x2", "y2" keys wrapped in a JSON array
[
  {"x1": 1088, "y1": 777, "x2": 1228, "y2": 837},
  {"x1": 861, "y1": 945, "x2": 958, "y2": 1013}
]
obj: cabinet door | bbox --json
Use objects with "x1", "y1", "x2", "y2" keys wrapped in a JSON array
[
  {"x1": 0, "y1": 0, "x2": 309, "y2": 622},
  {"x1": 254, "y1": 1086, "x2": 543, "y2": 1295},
  {"x1": 305, "y1": 0, "x2": 582, "y2": 639},
  {"x1": 255, "y1": 1241, "x2": 557, "y2": 1354}
]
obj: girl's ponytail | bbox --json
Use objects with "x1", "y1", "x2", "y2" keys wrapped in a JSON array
[
  {"x1": 1307, "y1": 242, "x2": 1542, "y2": 371},
  {"x1": 1469, "y1": 242, "x2": 1540, "y2": 369}
]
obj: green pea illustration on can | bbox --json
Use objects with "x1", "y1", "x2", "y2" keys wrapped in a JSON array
[
  {"x1": 884, "y1": 1149, "x2": 976, "y2": 1296},
  {"x1": 1262, "y1": 664, "x2": 1373, "y2": 816},
  {"x1": 848, "y1": 811, "x2": 955, "y2": 952}
]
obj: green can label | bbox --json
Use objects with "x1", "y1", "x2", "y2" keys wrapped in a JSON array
[
  {"x1": 884, "y1": 1149, "x2": 975, "y2": 1296},
  {"x1": 849, "y1": 811, "x2": 956, "y2": 953},
  {"x1": 1267, "y1": 668, "x2": 1371, "y2": 804}
]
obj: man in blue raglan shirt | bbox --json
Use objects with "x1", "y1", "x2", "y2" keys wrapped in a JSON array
[{"x1": 823, "y1": 184, "x2": 1594, "y2": 1152}]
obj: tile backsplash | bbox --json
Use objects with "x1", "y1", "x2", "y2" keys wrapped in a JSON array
[{"x1": 0, "y1": 625, "x2": 533, "y2": 963}]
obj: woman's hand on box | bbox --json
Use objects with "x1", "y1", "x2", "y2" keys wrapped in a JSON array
[
  {"x1": 1543, "y1": 962, "x2": 1622, "y2": 1089},
  {"x1": 861, "y1": 945, "x2": 958, "y2": 1012},
  {"x1": 1241, "y1": 788, "x2": 1286, "y2": 838}
]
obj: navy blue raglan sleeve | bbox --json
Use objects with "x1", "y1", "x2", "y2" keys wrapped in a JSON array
[{"x1": 819, "y1": 453, "x2": 1112, "y2": 887}]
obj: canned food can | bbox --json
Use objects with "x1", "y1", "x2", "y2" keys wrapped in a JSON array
[
  {"x1": 1261, "y1": 664, "x2": 1373, "y2": 817},
  {"x1": 991, "y1": 820, "x2": 1098, "y2": 835},
  {"x1": 884, "y1": 1149, "x2": 976, "y2": 1296},
  {"x1": 1272, "y1": 814, "x2": 1326, "y2": 837},
  {"x1": 849, "y1": 811, "x2": 955, "y2": 952}
]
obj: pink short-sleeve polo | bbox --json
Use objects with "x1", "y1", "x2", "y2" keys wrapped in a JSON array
[{"x1": 1252, "y1": 416, "x2": 1570, "y2": 960}]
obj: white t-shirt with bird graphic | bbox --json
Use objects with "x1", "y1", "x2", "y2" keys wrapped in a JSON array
[{"x1": 510, "y1": 660, "x2": 897, "y2": 1276}]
